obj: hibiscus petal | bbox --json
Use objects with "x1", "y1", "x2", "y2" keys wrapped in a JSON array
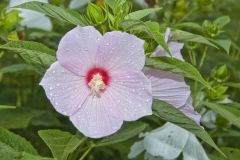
[
  {"x1": 182, "y1": 133, "x2": 209, "y2": 160},
  {"x1": 151, "y1": 42, "x2": 184, "y2": 60},
  {"x1": 179, "y1": 97, "x2": 201, "y2": 123},
  {"x1": 96, "y1": 31, "x2": 145, "y2": 72},
  {"x1": 144, "y1": 123, "x2": 189, "y2": 159},
  {"x1": 144, "y1": 68, "x2": 190, "y2": 108},
  {"x1": 57, "y1": 26, "x2": 102, "y2": 76},
  {"x1": 70, "y1": 93, "x2": 123, "y2": 138},
  {"x1": 109, "y1": 71, "x2": 152, "y2": 121},
  {"x1": 40, "y1": 62, "x2": 90, "y2": 116}
]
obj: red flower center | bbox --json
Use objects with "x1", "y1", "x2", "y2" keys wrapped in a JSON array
[{"x1": 86, "y1": 67, "x2": 110, "y2": 86}]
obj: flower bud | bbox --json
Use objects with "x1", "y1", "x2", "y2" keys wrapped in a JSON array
[
  {"x1": 2, "y1": 10, "x2": 21, "y2": 31},
  {"x1": 202, "y1": 20, "x2": 220, "y2": 37},
  {"x1": 87, "y1": 2, "x2": 106, "y2": 25},
  {"x1": 211, "y1": 65, "x2": 230, "y2": 83}
]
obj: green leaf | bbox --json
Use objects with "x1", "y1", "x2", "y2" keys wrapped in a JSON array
[
  {"x1": 0, "y1": 41, "x2": 55, "y2": 74},
  {"x1": 209, "y1": 39, "x2": 231, "y2": 54},
  {"x1": 38, "y1": 130, "x2": 86, "y2": 160},
  {"x1": 0, "y1": 105, "x2": 16, "y2": 109},
  {"x1": 14, "y1": 1, "x2": 89, "y2": 26},
  {"x1": 209, "y1": 147, "x2": 240, "y2": 160},
  {"x1": 175, "y1": 22, "x2": 203, "y2": 31},
  {"x1": 224, "y1": 82, "x2": 240, "y2": 89},
  {"x1": 0, "y1": 109, "x2": 43, "y2": 129},
  {"x1": 203, "y1": 101, "x2": 240, "y2": 128},
  {"x1": 121, "y1": 20, "x2": 170, "y2": 55},
  {"x1": 96, "y1": 122, "x2": 147, "y2": 147},
  {"x1": 214, "y1": 16, "x2": 231, "y2": 28},
  {"x1": 171, "y1": 30, "x2": 218, "y2": 48},
  {"x1": 152, "y1": 100, "x2": 225, "y2": 157},
  {"x1": 0, "y1": 64, "x2": 36, "y2": 74},
  {"x1": 145, "y1": 57, "x2": 211, "y2": 89},
  {"x1": 125, "y1": 8, "x2": 162, "y2": 20},
  {"x1": 0, "y1": 127, "x2": 37, "y2": 155}
]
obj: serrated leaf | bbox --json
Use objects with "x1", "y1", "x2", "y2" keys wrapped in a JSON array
[
  {"x1": 0, "y1": 127, "x2": 37, "y2": 155},
  {"x1": 96, "y1": 122, "x2": 147, "y2": 147},
  {"x1": 0, "y1": 41, "x2": 55, "y2": 74},
  {"x1": 203, "y1": 101, "x2": 240, "y2": 128},
  {"x1": 171, "y1": 30, "x2": 218, "y2": 48},
  {"x1": 125, "y1": 8, "x2": 161, "y2": 20},
  {"x1": 145, "y1": 57, "x2": 211, "y2": 89},
  {"x1": 38, "y1": 130, "x2": 86, "y2": 160},
  {"x1": 0, "y1": 109, "x2": 43, "y2": 129},
  {"x1": 14, "y1": 1, "x2": 89, "y2": 26},
  {"x1": 120, "y1": 20, "x2": 171, "y2": 55},
  {"x1": 152, "y1": 100, "x2": 225, "y2": 157}
]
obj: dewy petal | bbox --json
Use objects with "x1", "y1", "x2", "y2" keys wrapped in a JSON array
[
  {"x1": 144, "y1": 68, "x2": 190, "y2": 108},
  {"x1": 57, "y1": 26, "x2": 102, "y2": 76},
  {"x1": 144, "y1": 123, "x2": 189, "y2": 159},
  {"x1": 96, "y1": 31, "x2": 145, "y2": 73},
  {"x1": 108, "y1": 70, "x2": 152, "y2": 121},
  {"x1": 40, "y1": 62, "x2": 90, "y2": 116},
  {"x1": 70, "y1": 93, "x2": 123, "y2": 138},
  {"x1": 179, "y1": 97, "x2": 201, "y2": 123}
]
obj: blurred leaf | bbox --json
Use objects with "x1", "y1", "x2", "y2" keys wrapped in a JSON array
[
  {"x1": 145, "y1": 57, "x2": 211, "y2": 89},
  {"x1": 121, "y1": 20, "x2": 171, "y2": 55},
  {"x1": 96, "y1": 122, "x2": 147, "y2": 147},
  {"x1": 214, "y1": 16, "x2": 231, "y2": 28},
  {"x1": 0, "y1": 127, "x2": 37, "y2": 155},
  {"x1": 0, "y1": 64, "x2": 36, "y2": 74},
  {"x1": 224, "y1": 82, "x2": 240, "y2": 89},
  {"x1": 203, "y1": 102, "x2": 240, "y2": 128},
  {"x1": 0, "y1": 41, "x2": 55, "y2": 74},
  {"x1": 14, "y1": 1, "x2": 89, "y2": 26},
  {"x1": 0, "y1": 109, "x2": 43, "y2": 129},
  {"x1": 152, "y1": 100, "x2": 225, "y2": 157},
  {"x1": 125, "y1": 8, "x2": 162, "y2": 20},
  {"x1": 171, "y1": 30, "x2": 218, "y2": 48},
  {"x1": 209, "y1": 147, "x2": 240, "y2": 160},
  {"x1": 210, "y1": 39, "x2": 231, "y2": 54},
  {"x1": 0, "y1": 105, "x2": 16, "y2": 109},
  {"x1": 38, "y1": 130, "x2": 86, "y2": 160},
  {"x1": 175, "y1": 22, "x2": 203, "y2": 31}
]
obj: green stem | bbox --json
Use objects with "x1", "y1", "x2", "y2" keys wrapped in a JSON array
[
  {"x1": 79, "y1": 143, "x2": 95, "y2": 160},
  {"x1": 198, "y1": 47, "x2": 208, "y2": 69}
]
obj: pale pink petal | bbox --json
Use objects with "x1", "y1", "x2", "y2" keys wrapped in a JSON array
[
  {"x1": 165, "y1": 28, "x2": 171, "y2": 42},
  {"x1": 179, "y1": 97, "x2": 201, "y2": 123},
  {"x1": 40, "y1": 62, "x2": 90, "y2": 116},
  {"x1": 96, "y1": 31, "x2": 145, "y2": 72},
  {"x1": 70, "y1": 94, "x2": 123, "y2": 138},
  {"x1": 57, "y1": 26, "x2": 102, "y2": 76},
  {"x1": 144, "y1": 68, "x2": 190, "y2": 108},
  {"x1": 108, "y1": 71, "x2": 152, "y2": 121},
  {"x1": 151, "y1": 42, "x2": 184, "y2": 60}
]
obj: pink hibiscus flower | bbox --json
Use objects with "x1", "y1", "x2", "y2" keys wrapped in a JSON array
[
  {"x1": 40, "y1": 26, "x2": 153, "y2": 138},
  {"x1": 144, "y1": 28, "x2": 201, "y2": 123}
]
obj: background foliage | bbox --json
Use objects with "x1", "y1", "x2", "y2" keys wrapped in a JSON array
[{"x1": 0, "y1": 0, "x2": 240, "y2": 159}]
